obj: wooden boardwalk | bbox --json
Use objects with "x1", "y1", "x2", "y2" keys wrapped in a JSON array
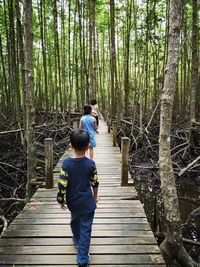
[{"x1": 0, "y1": 120, "x2": 165, "y2": 266}]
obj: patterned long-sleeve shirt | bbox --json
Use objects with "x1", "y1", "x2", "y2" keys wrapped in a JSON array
[{"x1": 57, "y1": 156, "x2": 99, "y2": 213}]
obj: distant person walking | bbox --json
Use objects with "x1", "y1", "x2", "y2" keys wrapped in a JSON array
[
  {"x1": 57, "y1": 129, "x2": 99, "y2": 267},
  {"x1": 90, "y1": 99, "x2": 100, "y2": 127},
  {"x1": 79, "y1": 105, "x2": 97, "y2": 160}
]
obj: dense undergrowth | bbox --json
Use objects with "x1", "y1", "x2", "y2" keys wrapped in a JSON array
[
  {"x1": 116, "y1": 114, "x2": 200, "y2": 264},
  {"x1": 0, "y1": 111, "x2": 79, "y2": 234}
]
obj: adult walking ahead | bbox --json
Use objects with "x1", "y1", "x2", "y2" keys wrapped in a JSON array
[
  {"x1": 90, "y1": 99, "x2": 100, "y2": 127},
  {"x1": 79, "y1": 105, "x2": 97, "y2": 160}
]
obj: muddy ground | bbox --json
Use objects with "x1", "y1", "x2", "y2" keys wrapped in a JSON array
[{"x1": 117, "y1": 117, "x2": 200, "y2": 264}]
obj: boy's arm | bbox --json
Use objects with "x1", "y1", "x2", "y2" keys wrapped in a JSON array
[
  {"x1": 57, "y1": 166, "x2": 68, "y2": 209},
  {"x1": 90, "y1": 165, "x2": 99, "y2": 202},
  {"x1": 93, "y1": 187, "x2": 99, "y2": 203},
  {"x1": 94, "y1": 119, "x2": 98, "y2": 131},
  {"x1": 79, "y1": 119, "x2": 82, "y2": 128}
]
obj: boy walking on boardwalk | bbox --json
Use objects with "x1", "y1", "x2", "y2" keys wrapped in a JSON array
[
  {"x1": 79, "y1": 105, "x2": 97, "y2": 160},
  {"x1": 57, "y1": 129, "x2": 99, "y2": 267}
]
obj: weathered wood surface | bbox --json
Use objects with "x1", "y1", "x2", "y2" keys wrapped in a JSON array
[{"x1": 0, "y1": 119, "x2": 165, "y2": 266}]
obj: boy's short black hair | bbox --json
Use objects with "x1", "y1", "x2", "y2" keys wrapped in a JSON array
[
  {"x1": 83, "y1": 105, "x2": 92, "y2": 115},
  {"x1": 70, "y1": 129, "x2": 89, "y2": 151},
  {"x1": 90, "y1": 99, "x2": 97, "y2": 105}
]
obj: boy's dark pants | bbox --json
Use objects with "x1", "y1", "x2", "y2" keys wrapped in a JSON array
[{"x1": 70, "y1": 211, "x2": 95, "y2": 265}]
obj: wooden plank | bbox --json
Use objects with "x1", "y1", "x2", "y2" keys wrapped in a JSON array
[
  {"x1": 13, "y1": 217, "x2": 148, "y2": 224},
  {"x1": 32, "y1": 192, "x2": 135, "y2": 198},
  {"x1": 7, "y1": 223, "x2": 151, "y2": 231},
  {"x1": 0, "y1": 244, "x2": 161, "y2": 255},
  {"x1": 15, "y1": 213, "x2": 146, "y2": 219},
  {"x1": 20, "y1": 206, "x2": 144, "y2": 213},
  {"x1": 31, "y1": 196, "x2": 139, "y2": 201},
  {"x1": 4, "y1": 229, "x2": 154, "y2": 238},
  {"x1": 0, "y1": 254, "x2": 164, "y2": 265},
  {"x1": 21, "y1": 207, "x2": 145, "y2": 213},
  {"x1": 20, "y1": 207, "x2": 144, "y2": 214},
  {"x1": 0, "y1": 254, "x2": 165, "y2": 265},
  {"x1": 36, "y1": 186, "x2": 134, "y2": 193},
  {"x1": 27, "y1": 199, "x2": 141, "y2": 205},
  {"x1": 27, "y1": 199, "x2": 141, "y2": 204},
  {"x1": 0, "y1": 237, "x2": 158, "y2": 246}
]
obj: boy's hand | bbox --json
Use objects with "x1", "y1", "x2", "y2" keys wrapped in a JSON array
[
  {"x1": 59, "y1": 203, "x2": 68, "y2": 210},
  {"x1": 95, "y1": 196, "x2": 99, "y2": 203}
]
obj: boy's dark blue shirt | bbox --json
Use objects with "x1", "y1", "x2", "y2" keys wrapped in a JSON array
[{"x1": 57, "y1": 156, "x2": 99, "y2": 214}]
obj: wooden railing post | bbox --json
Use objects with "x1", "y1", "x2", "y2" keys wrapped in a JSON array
[
  {"x1": 45, "y1": 138, "x2": 54, "y2": 189},
  {"x1": 121, "y1": 137, "x2": 130, "y2": 186},
  {"x1": 108, "y1": 119, "x2": 111, "y2": 133},
  {"x1": 106, "y1": 113, "x2": 111, "y2": 133},
  {"x1": 112, "y1": 121, "x2": 117, "y2": 147},
  {"x1": 73, "y1": 120, "x2": 79, "y2": 130}
]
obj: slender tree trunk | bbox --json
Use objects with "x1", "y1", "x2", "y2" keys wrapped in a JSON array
[
  {"x1": 75, "y1": 32, "x2": 80, "y2": 111},
  {"x1": 91, "y1": 0, "x2": 97, "y2": 99},
  {"x1": 24, "y1": 0, "x2": 36, "y2": 200},
  {"x1": 39, "y1": 0, "x2": 48, "y2": 111},
  {"x1": 83, "y1": 5, "x2": 89, "y2": 103},
  {"x1": 159, "y1": 0, "x2": 200, "y2": 265},
  {"x1": 0, "y1": 34, "x2": 7, "y2": 111},
  {"x1": 124, "y1": 0, "x2": 132, "y2": 117},
  {"x1": 88, "y1": 0, "x2": 93, "y2": 99},
  {"x1": 182, "y1": 1, "x2": 188, "y2": 117},
  {"x1": 52, "y1": 0, "x2": 62, "y2": 113},
  {"x1": 68, "y1": 0, "x2": 73, "y2": 116},
  {"x1": 3, "y1": 0, "x2": 11, "y2": 106},
  {"x1": 162, "y1": 0, "x2": 170, "y2": 89},
  {"x1": 144, "y1": 0, "x2": 150, "y2": 117},
  {"x1": 109, "y1": 0, "x2": 117, "y2": 119},
  {"x1": 47, "y1": 40, "x2": 54, "y2": 112},
  {"x1": 35, "y1": 54, "x2": 42, "y2": 109},
  {"x1": 97, "y1": 32, "x2": 104, "y2": 111},
  {"x1": 190, "y1": 0, "x2": 198, "y2": 123},
  {"x1": 99, "y1": 32, "x2": 106, "y2": 113},
  {"x1": 77, "y1": 0, "x2": 85, "y2": 109},
  {"x1": 16, "y1": 0, "x2": 26, "y2": 142},
  {"x1": 52, "y1": 3, "x2": 58, "y2": 113},
  {"x1": 189, "y1": 0, "x2": 199, "y2": 146},
  {"x1": 9, "y1": 0, "x2": 21, "y2": 121},
  {"x1": 61, "y1": 0, "x2": 67, "y2": 113}
]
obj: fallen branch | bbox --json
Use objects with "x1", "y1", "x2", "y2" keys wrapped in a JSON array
[
  {"x1": 178, "y1": 156, "x2": 200, "y2": 177},
  {"x1": 183, "y1": 238, "x2": 200, "y2": 247},
  {"x1": 132, "y1": 164, "x2": 158, "y2": 169},
  {"x1": 0, "y1": 198, "x2": 26, "y2": 203},
  {"x1": 145, "y1": 99, "x2": 160, "y2": 134},
  {"x1": 121, "y1": 119, "x2": 133, "y2": 126},
  {"x1": 0, "y1": 161, "x2": 26, "y2": 175},
  {"x1": 0, "y1": 122, "x2": 71, "y2": 135},
  {"x1": 185, "y1": 207, "x2": 200, "y2": 225},
  {"x1": 171, "y1": 141, "x2": 188, "y2": 153}
]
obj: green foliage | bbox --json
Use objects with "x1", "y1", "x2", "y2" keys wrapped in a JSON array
[{"x1": 0, "y1": 0, "x2": 198, "y2": 115}]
